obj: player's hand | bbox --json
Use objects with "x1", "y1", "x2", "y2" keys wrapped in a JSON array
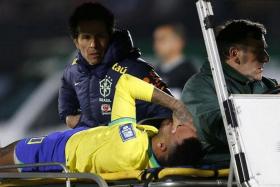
[
  {"x1": 171, "y1": 101, "x2": 196, "y2": 133},
  {"x1": 66, "y1": 114, "x2": 81, "y2": 129}
]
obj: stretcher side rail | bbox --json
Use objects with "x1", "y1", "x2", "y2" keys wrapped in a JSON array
[
  {"x1": 0, "y1": 162, "x2": 108, "y2": 187},
  {"x1": 0, "y1": 165, "x2": 235, "y2": 187},
  {"x1": 97, "y1": 167, "x2": 235, "y2": 187}
]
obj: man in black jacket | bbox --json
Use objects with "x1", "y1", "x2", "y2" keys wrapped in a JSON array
[
  {"x1": 153, "y1": 23, "x2": 197, "y2": 98},
  {"x1": 59, "y1": 3, "x2": 172, "y2": 128}
]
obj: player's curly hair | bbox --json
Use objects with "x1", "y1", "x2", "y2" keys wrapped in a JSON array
[
  {"x1": 69, "y1": 2, "x2": 115, "y2": 39},
  {"x1": 163, "y1": 137, "x2": 204, "y2": 167}
]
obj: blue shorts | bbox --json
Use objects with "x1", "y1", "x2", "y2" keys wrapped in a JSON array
[{"x1": 15, "y1": 127, "x2": 87, "y2": 172}]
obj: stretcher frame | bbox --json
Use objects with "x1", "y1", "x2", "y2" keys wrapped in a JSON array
[
  {"x1": 0, "y1": 162, "x2": 108, "y2": 187},
  {"x1": 0, "y1": 162, "x2": 234, "y2": 187},
  {"x1": 196, "y1": 0, "x2": 280, "y2": 187}
]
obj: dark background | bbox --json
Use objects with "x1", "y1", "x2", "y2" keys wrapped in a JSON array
[{"x1": 1, "y1": 0, "x2": 280, "y2": 73}]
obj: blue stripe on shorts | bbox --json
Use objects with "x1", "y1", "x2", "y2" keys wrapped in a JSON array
[{"x1": 15, "y1": 127, "x2": 87, "y2": 172}]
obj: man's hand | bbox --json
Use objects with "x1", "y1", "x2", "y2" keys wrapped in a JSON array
[{"x1": 66, "y1": 114, "x2": 81, "y2": 129}]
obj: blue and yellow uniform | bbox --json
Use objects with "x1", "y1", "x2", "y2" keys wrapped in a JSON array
[{"x1": 15, "y1": 74, "x2": 161, "y2": 173}]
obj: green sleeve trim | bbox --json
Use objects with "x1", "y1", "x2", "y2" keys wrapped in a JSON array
[{"x1": 109, "y1": 117, "x2": 136, "y2": 126}]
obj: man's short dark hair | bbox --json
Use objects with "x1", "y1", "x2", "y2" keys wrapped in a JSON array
[
  {"x1": 69, "y1": 2, "x2": 115, "y2": 39},
  {"x1": 163, "y1": 137, "x2": 203, "y2": 167},
  {"x1": 156, "y1": 23, "x2": 186, "y2": 41},
  {"x1": 216, "y1": 19, "x2": 266, "y2": 61}
]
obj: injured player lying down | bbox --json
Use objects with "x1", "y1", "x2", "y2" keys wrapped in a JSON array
[{"x1": 0, "y1": 74, "x2": 202, "y2": 173}]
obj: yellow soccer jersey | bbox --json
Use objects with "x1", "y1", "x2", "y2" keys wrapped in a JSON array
[
  {"x1": 65, "y1": 74, "x2": 159, "y2": 173},
  {"x1": 110, "y1": 73, "x2": 154, "y2": 121},
  {"x1": 65, "y1": 120, "x2": 159, "y2": 173}
]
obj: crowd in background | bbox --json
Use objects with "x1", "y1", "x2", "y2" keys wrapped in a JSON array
[{"x1": 1, "y1": 0, "x2": 280, "y2": 72}]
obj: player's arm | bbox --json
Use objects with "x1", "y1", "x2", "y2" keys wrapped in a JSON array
[
  {"x1": 58, "y1": 69, "x2": 81, "y2": 129},
  {"x1": 111, "y1": 74, "x2": 154, "y2": 120},
  {"x1": 152, "y1": 87, "x2": 193, "y2": 128},
  {"x1": 128, "y1": 60, "x2": 174, "y2": 121},
  {"x1": 112, "y1": 74, "x2": 192, "y2": 127}
]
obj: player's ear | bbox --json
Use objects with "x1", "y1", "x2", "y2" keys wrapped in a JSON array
[{"x1": 157, "y1": 142, "x2": 167, "y2": 152}]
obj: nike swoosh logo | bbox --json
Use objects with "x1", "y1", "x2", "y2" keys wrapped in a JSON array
[{"x1": 74, "y1": 82, "x2": 81, "y2": 86}]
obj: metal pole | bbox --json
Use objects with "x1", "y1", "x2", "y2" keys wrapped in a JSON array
[
  {"x1": 195, "y1": 1, "x2": 246, "y2": 186},
  {"x1": 196, "y1": 0, "x2": 228, "y2": 101},
  {"x1": 227, "y1": 158, "x2": 234, "y2": 187}
]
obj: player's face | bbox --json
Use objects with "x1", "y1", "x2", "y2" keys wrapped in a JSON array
[
  {"x1": 74, "y1": 20, "x2": 110, "y2": 65},
  {"x1": 235, "y1": 38, "x2": 269, "y2": 81},
  {"x1": 160, "y1": 119, "x2": 197, "y2": 145}
]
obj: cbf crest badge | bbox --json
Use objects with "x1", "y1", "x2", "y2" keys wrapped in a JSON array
[
  {"x1": 119, "y1": 123, "x2": 136, "y2": 142},
  {"x1": 99, "y1": 75, "x2": 113, "y2": 98}
]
